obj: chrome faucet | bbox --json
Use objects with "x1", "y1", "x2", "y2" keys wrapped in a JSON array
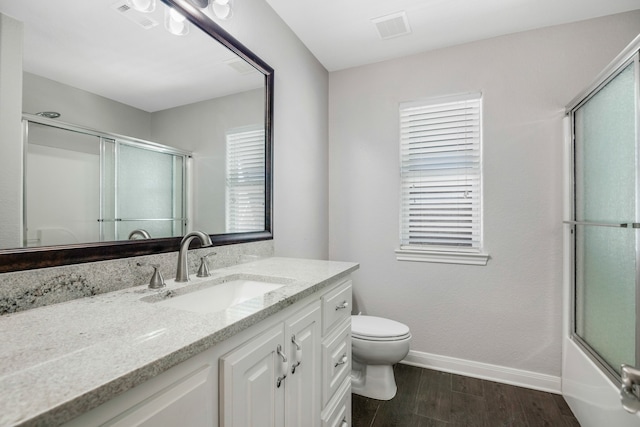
[
  {"x1": 175, "y1": 231, "x2": 213, "y2": 282},
  {"x1": 128, "y1": 229, "x2": 151, "y2": 240}
]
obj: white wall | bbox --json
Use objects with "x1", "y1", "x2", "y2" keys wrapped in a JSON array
[
  {"x1": 213, "y1": 0, "x2": 330, "y2": 259},
  {"x1": 328, "y1": 11, "x2": 640, "y2": 379}
]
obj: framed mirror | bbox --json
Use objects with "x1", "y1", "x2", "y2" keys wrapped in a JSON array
[{"x1": 0, "y1": 0, "x2": 273, "y2": 273}]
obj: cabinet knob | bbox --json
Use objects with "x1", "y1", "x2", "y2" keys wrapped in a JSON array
[
  {"x1": 340, "y1": 416, "x2": 348, "y2": 427},
  {"x1": 335, "y1": 301, "x2": 349, "y2": 311},
  {"x1": 334, "y1": 353, "x2": 348, "y2": 368}
]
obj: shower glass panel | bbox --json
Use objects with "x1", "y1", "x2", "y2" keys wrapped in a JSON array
[
  {"x1": 115, "y1": 144, "x2": 186, "y2": 240},
  {"x1": 24, "y1": 123, "x2": 101, "y2": 246},
  {"x1": 573, "y1": 61, "x2": 638, "y2": 377}
]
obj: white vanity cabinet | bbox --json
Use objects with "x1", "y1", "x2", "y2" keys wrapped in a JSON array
[
  {"x1": 220, "y1": 278, "x2": 353, "y2": 427},
  {"x1": 63, "y1": 277, "x2": 352, "y2": 427},
  {"x1": 320, "y1": 280, "x2": 352, "y2": 427},
  {"x1": 219, "y1": 301, "x2": 322, "y2": 427}
]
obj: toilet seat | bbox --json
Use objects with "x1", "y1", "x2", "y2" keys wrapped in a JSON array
[{"x1": 351, "y1": 315, "x2": 411, "y2": 342}]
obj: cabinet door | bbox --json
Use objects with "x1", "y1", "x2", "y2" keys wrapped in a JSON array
[
  {"x1": 63, "y1": 360, "x2": 215, "y2": 427},
  {"x1": 284, "y1": 301, "x2": 322, "y2": 427},
  {"x1": 220, "y1": 324, "x2": 286, "y2": 427}
]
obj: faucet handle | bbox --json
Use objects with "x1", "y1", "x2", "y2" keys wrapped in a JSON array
[
  {"x1": 137, "y1": 263, "x2": 166, "y2": 289},
  {"x1": 196, "y1": 252, "x2": 217, "y2": 278}
]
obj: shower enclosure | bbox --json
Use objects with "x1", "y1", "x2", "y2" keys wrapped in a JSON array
[
  {"x1": 563, "y1": 35, "x2": 640, "y2": 425},
  {"x1": 23, "y1": 115, "x2": 190, "y2": 247}
]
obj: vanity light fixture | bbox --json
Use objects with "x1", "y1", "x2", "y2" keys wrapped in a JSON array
[
  {"x1": 187, "y1": 0, "x2": 233, "y2": 20},
  {"x1": 121, "y1": 0, "x2": 233, "y2": 37},
  {"x1": 127, "y1": 0, "x2": 156, "y2": 13},
  {"x1": 165, "y1": 6, "x2": 190, "y2": 36}
]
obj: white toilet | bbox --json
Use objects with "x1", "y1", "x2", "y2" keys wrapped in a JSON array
[{"x1": 350, "y1": 315, "x2": 411, "y2": 400}]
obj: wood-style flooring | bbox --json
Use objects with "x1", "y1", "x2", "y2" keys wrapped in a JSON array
[{"x1": 352, "y1": 364, "x2": 580, "y2": 427}]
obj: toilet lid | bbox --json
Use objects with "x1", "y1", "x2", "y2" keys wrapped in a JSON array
[{"x1": 351, "y1": 315, "x2": 411, "y2": 340}]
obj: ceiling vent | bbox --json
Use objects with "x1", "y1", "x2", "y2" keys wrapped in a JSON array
[
  {"x1": 224, "y1": 57, "x2": 257, "y2": 75},
  {"x1": 371, "y1": 11, "x2": 412, "y2": 40},
  {"x1": 111, "y1": 1, "x2": 159, "y2": 30}
]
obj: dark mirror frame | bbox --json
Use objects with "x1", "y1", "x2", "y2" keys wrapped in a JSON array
[{"x1": 0, "y1": 0, "x2": 273, "y2": 274}]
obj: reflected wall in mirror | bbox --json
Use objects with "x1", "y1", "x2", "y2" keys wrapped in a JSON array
[{"x1": 0, "y1": 0, "x2": 273, "y2": 272}]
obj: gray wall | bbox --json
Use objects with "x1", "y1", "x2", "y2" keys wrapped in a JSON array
[
  {"x1": 151, "y1": 89, "x2": 264, "y2": 234},
  {"x1": 328, "y1": 11, "x2": 640, "y2": 379},
  {"x1": 23, "y1": 73, "x2": 152, "y2": 140},
  {"x1": 214, "y1": 0, "x2": 330, "y2": 259},
  {"x1": 0, "y1": 15, "x2": 23, "y2": 249}
]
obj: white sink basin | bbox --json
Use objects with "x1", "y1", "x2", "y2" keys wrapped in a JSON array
[{"x1": 154, "y1": 279, "x2": 285, "y2": 314}]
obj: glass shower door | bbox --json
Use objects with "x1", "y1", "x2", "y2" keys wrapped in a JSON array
[
  {"x1": 114, "y1": 143, "x2": 186, "y2": 240},
  {"x1": 572, "y1": 60, "x2": 637, "y2": 380}
]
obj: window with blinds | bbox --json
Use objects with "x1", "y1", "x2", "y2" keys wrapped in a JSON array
[
  {"x1": 225, "y1": 127, "x2": 266, "y2": 233},
  {"x1": 397, "y1": 93, "x2": 487, "y2": 265}
]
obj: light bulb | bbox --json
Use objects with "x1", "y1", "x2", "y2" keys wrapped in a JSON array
[
  {"x1": 128, "y1": 0, "x2": 156, "y2": 13},
  {"x1": 211, "y1": 0, "x2": 232, "y2": 20},
  {"x1": 165, "y1": 6, "x2": 190, "y2": 36},
  {"x1": 169, "y1": 8, "x2": 186, "y2": 22},
  {"x1": 189, "y1": 0, "x2": 210, "y2": 8}
]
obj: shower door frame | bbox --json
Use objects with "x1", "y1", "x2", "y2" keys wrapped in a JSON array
[
  {"x1": 566, "y1": 51, "x2": 640, "y2": 385},
  {"x1": 563, "y1": 34, "x2": 640, "y2": 426}
]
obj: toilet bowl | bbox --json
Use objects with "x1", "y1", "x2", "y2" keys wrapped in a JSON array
[{"x1": 351, "y1": 315, "x2": 411, "y2": 400}]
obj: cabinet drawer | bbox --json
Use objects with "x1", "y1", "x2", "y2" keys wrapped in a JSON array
[
  {"x1": 322, "y1": 280, "x2": 352, "y2": 335},
  {"x1": 321, "y1": 376, "x2": 351, "y2": 427},
  {"x1": 322, "y1": 318, "x2": 351, "y2": 408}
]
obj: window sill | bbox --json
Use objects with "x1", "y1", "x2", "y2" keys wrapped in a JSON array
[{"x1": 395, "y1": 248, "x2": 490, "y2": 266}]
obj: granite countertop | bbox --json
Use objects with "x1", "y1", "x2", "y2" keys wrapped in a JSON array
[{"x1": 0, "y1": 257, "x2": 358, "y2": 427}]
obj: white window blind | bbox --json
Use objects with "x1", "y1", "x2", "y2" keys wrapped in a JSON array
[
  {"x1": 399, "y1": 93, "x2": 483, "y2": 255},
  {"x1": 226, "y1": 127, "x2": 265, "y2": 233}
]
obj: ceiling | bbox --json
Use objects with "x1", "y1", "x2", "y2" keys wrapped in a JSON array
[
  {"x1": 0, "y1": 0, "x2": 638, "y2": 111},
  {"x1": 265, "y1": 0, "x2": 640, "y2": 71}
]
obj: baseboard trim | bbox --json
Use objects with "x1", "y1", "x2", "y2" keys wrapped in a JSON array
[{"x1": 402, "y1": 350, "x2": 561, "y2": 394}]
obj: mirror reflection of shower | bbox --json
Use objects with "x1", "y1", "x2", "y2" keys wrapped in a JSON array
[{"x1": 23, "y1": 115, "x2": 191, "y2": 247}]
